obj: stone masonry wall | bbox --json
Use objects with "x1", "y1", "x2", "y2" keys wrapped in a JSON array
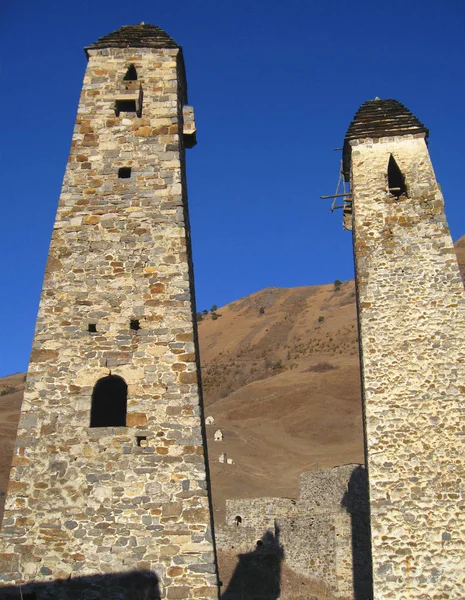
[
  {"x1": 0, "y1": 46, "x2": 218, "y2": 600},
  {"x1": 215, "y1": 465, "x2": 372, "y2": 598},
  {"x1": 351, "y1": 134, "x2": 465, "y2": 598}
]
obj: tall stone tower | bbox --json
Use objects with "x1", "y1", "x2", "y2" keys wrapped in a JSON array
[
  {"x1": 0, "y1": 25, "x2": 218, "y2": 599},
  {"x1": 344, "y1": 99, "x2": 465, "y2": 598}
]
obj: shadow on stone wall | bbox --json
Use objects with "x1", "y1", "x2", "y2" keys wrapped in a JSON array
[
  {"x1": 0, "y1": 569, "x2": 161, "y2": 600},
  {"x1": 341, "y1": 465, "x2": 373, "y2": 600},
  {"x1": 221, "y1": 527, "x2": 283, "y2": 600}
]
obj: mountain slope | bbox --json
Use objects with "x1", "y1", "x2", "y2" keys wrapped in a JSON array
[{"x1": 199, "y1": 282, "x2": 363, "y2": 522}]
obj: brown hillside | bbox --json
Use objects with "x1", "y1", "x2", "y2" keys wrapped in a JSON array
[
  {"x1": 1, "y1": 235, "x2": 464, "y2": 526},
  {"x1": 199, "y1": 282, "x2": 363, "y2": 523}
]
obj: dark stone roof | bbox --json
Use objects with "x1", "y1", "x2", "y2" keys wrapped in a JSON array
[
  {"x1": 85, "y1": 24, "x2": 180, "y2": 55},
  {"x1": 342, "y1": 99, "x2": 429, "y2": 179}
]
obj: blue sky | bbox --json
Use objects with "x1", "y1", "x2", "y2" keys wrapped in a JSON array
[{"x1": 1, "y1": 0, "x2": 464, "y2": 377}]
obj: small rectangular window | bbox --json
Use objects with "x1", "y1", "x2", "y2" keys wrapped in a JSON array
[
  {"x1": 118, "y1": 167, "x2": 132, "y2": 179},
  {"x1": 115, "y1": 99, "x2": 137, "y2": 116},
  {"x1": 88, "y1": 324, "x2": 97, "y2": 333},
  {"x1": 130, "y1": 319, "x2": 140, "y2": 331}
]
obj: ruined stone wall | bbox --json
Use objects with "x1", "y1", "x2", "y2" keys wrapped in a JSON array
[
  {"x1": 223, "y1": 497, "x2": 300, "y2": 531},
  {"x1": 0, "y1": 46, "x2": 218, "y2": 600},
  {"x1": 351, "y1": 133, "x2": 465, "y2": 598},
  {"x1": 215, "y1": 465, "x2": 371, "y2": 598},
  {"x1": 277, "y1": 515, "x2": 339, "y2": 593}
]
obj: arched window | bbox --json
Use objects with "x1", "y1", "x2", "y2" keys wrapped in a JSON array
[
  {"x1": 123, "y1": 64, "x2": 138, "y2": 81},
  {"x1": 388, "y1": 155, "x2": 407, "y2": 198},
  {"x1": 90, "y1": 375, "x2": 127, "y2": 427}
]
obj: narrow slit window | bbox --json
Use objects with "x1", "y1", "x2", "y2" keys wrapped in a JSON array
[
  {"x1": 130, "y1": 319, "x2": 140, "y2": 331},
  {"x1": 123, "y1": 64, "x2": 138, "y2": 81},
  {"x1": 88, "y1": 323, "x2": 97, "y2": 333},
  {"x1": 388, "y1": 155, "x2": 407, "y2": 198},
  {"x1": 118, "y1": 167, "x2": 132, "y2": 179},
  {"x1": 90, "y1": 375, "x2": 127, "y2": 428},
  {"x1": 115, "y1": 99, "x2": 137, "y2": 116}
]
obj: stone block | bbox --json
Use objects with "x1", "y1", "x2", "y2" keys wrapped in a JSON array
[
  {"x1": 167, "y1": 586, "x2": 190, "y2": 599},
  {"x1": 179, "y1": 372, "x2": 197, "y2": 384},
  {"x1": 29, "y1": 349, "x2": 58, "y2": 363},
  {"x1": 126, "y1": 412, "x2": 147, "y2": 426}
]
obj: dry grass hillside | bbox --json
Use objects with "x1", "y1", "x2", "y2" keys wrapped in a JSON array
[
  {"x1": 199, "y1": 281, "x2": 364, "y2": 523},
  {"x1": 1, "y1": 236, "x2": 464, "y2": 530}
]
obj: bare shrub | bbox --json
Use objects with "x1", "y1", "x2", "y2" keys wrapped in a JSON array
[{"x1": 304, "y1": 362, "x2": 337, "y2": 373}]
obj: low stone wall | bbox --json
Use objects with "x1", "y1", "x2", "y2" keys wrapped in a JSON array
[
  {"x1": 215, "y1": 525, "x2": 263, "y2": 555},
  {"x1": 224, "y1": 497, "x2": 300, "y2": 530},
  {"x1": 278, "y1": 515, "x2": 339, "y2": 591}
]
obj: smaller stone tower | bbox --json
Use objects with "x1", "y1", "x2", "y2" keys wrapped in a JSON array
[
  {"x1": 0, "y1": 24, "x2": 218, "y2": 600},
  {"x1": 344, "y1": 99, "x2": 465, "y2": 599}
]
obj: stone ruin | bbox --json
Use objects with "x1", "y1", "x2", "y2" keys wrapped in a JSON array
[
  {"x1": 218, "y1": 453, "x2": 234, "y2": 466},
  {"x1": 216, "y1": 464, "x2": 372, "y2": 598}
]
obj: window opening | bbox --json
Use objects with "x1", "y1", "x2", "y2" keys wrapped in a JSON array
[
  {"x1": 130, "y1": 319, "x2": 140, "y2": 331},
  {"x1": 115, "y1": 85, "x2": 143, "y2": 117},
  {"x1": 115, "y1": 99, "x2": 137, "y2": 116},
  {"x1": 235, "y1": 515, "x2": 242, "y2": 526},
  {"x1": 90, "y1": 374, "x2": 127, "y2": 427},
  {"x1": 123, "y1": 64, "x2": 138, "y2": 81},
  {"x1": 137, "y1": 436, "x2": 147, "y2": 447},
  {"x1": 88, "y1": 323, "x2": 97, "y2": 333},
  {"x1": 388, "y1": 155, "x2": 407, "y2": 198},
  {"x1": 118, "y1": 167, "x2": 132, "y2": 179}
]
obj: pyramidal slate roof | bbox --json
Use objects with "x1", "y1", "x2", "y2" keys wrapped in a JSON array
[
  {"x1": 342, "y1": 99, "x2": 429, "y2": 179},
  {"x1": 85, "y1": 24, "x2": 180, "y2": 55}
]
